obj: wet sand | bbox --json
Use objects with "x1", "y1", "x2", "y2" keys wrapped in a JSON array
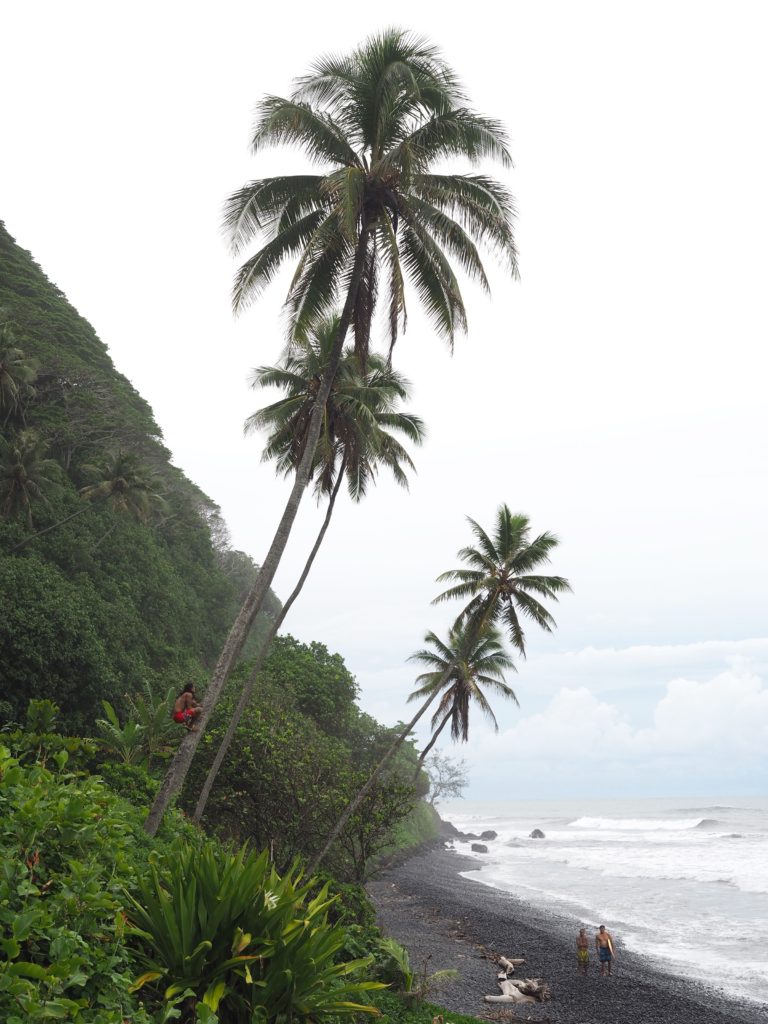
[{"x1": 368, "y1": 848, "x2": 767, "y2": 1024}]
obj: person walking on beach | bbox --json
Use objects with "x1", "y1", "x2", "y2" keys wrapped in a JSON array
[
  {"x1": 595, "y1": 925, "x2": 615, "y2": 976},
  {"x1": 576, "y1": 928, "x2": 590, "y2": 975}
]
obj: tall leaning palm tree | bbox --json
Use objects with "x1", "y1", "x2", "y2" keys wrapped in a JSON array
[
  {"x1": 192, "y1": 315, "x2": 425, "y2": 821},
  {"x1": 309, "y1": 504, "x2": 568, "y2": 873},
  {"x1": 409, "y1": 621, "x2": 517, "y2": 780},
  {"x1": 145, "y1": 28, "x2": 517, "y2": 835}
]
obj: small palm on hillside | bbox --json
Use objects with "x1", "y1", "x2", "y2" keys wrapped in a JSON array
[
  {"x1": 409, "y1": 621, "x2": 516, "y2": 774},
  {"x1": 0, "y1": 431, "x2": 60, "y2": 527},
  {"x1": 434, "y1": 505, "x2": 572, "y2": 657},
  {"x1": 0, "y1": 313, "x2": 38, "y2": 423},
  {"x1": 80, "y1": 452, "x2": 166, "y2": 523}
]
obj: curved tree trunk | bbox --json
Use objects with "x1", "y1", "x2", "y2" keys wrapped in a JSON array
[
  {"x1": 10, "y1": 505, "x2": 89, "y2": 552},
  {"x1": 192, "y1": 456, "x2": 347, "y2": 822},
  {"x1": 411, "y1": 706, "x2": 452, "y2": 781},
  {"x1": 307, "y1": 669, "x2": 454, "y2": 875},
  {"x1": 144, "y1": 230, "x2": 371, "y2": 836}
]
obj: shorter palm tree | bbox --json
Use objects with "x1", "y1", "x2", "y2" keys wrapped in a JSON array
[
  {"x1": 434, "y1": 505, "x2": 572, "y2": 656},
  {"x1": 310, "y1": 505, "x2": 570, "y2": 873},
  {"x1": 409, "y1": 621, "x2": 517, "y2": 779},
  {"x1": 0, "y1": 431, "x2": 60, "y2": 528}
]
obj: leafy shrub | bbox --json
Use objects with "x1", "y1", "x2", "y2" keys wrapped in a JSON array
[
  {"x1": 0, "y1": 744, "x2": 150, "y2": 1022},
  {"x1": 97, "y1": 760, "x2": 159, "y2": 804},
  {"x1": 127, "y1": 841, "x2": 383, "y2": 1024},
  {"x1": 0, "y1": 740, "x2": 198, "y2": 1022}
]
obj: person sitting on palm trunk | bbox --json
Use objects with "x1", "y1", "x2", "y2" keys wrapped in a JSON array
[{"x1": 172, "y1": 684, "x2": 201, "y2": 730}]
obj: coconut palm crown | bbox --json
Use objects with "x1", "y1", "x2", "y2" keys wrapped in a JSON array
[
  {"x1": 224, "y1": 27, "x2": 518, "y2": 360},
  {"x1": 433, "y1": 505, "x2": 572, "y2": 658},
  {"x1": 409, "y1": 620, "x2": 517, "y2": 742},
  {"x1": 246, "y1": 315, "x2": 425, "y2": 501}
]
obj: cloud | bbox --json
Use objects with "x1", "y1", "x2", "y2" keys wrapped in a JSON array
[{"x1": 458, "y1": 664, "x2": 768, "y2": 795}]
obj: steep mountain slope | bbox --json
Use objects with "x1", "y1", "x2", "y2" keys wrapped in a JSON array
[{"x1": 0, "y1": 221, "x2": 279, "y2": 728}]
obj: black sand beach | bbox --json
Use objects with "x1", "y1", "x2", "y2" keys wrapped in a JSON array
[{"x1": 368, "y1": 848, "x2": 767, "y2": 1024}]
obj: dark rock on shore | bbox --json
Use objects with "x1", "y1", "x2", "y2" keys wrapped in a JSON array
[
  {"x1": 530, "y1": 828, "x2": 546, "y2": 838},
  {"x1": 480, "y1": 829, "x2": 498, "y2": 840},
  {"x1": 368, "y1": 847, "x2": 765, "y2": 1024},
  {"x1": 470, "y1": 843, "x2": 488, "y2": 853}
]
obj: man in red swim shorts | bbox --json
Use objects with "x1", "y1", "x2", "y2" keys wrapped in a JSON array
[{"x1": 172, "y1": 683, "x2": 201, "y2": 730}]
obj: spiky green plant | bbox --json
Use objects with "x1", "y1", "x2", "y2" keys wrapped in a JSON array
[
  {"x1": 127, "y1": 842, "x2": 382, "y2": 1023},
  {"x1": 377, "y1": 937, "x2": 457, "y2": 1006}
]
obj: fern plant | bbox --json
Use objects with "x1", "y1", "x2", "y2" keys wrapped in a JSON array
[
  {"x1": 125, "y1": 683, "x2": 176, "y2": 770},
  {"x1": 95, "y1": 701, "x2": 145, "y2": 765}
]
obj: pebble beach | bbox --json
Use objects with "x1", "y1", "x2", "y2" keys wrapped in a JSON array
[{"x1": 368, "y1": 848, "x2": 768, "y2": 1024}]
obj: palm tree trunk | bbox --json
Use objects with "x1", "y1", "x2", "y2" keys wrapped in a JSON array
[
  {"x1": 411, "y1": 707, "x2": 452, "y2": 782},
  {"x1": 91, "y1": 521, "x2": 116, "y2": 552},
  {"x1": 144, "y1": 230, "x2": 371, "y2": 836},
  {"x1": 307, "y1": 671, "x2": 452, "y2": 875},
  {"x1": 11, "y1": 505, "x2": 89, "y2": 552},
  {"x1": 192, "y1": 455, "x2": 347, "y2": 822}
]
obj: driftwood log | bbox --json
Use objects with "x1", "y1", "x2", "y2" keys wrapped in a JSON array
[{"x1": 483, "y1": 954, "x2": 551, "y2": 1004}]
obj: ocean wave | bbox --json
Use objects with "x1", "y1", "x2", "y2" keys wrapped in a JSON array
[
  {"x1": 567, "y1": 816, "x2": 706, "y2": 831},
  {"x1": 693, "y1": 818, "x2": 721, "y2": 830}
]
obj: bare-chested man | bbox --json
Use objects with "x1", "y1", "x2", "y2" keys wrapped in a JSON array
[
  {"x1": 172, "y1": 683, "x2": 201, "y2": 730},
  {"x1": 576, "y1": 927, "x2": 590, "y2": 975},
  {"x1": 595, "y1": 925, "x2": 615, "y2": 976}
]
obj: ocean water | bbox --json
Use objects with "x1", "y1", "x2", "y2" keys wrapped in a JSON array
[{"x1": 440, "y1": 797, "x2": 768, "y2": 1004}]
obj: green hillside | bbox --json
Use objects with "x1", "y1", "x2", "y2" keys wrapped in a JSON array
[{"x1": 0, "y1": 221, "x2": 280, "y2": 728}]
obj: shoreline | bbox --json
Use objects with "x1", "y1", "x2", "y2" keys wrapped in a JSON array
[{"x1": 368, "y1": 847, "x2": 768, "y2": 1024}]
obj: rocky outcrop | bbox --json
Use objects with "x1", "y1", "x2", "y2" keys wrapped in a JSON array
[{"x1": 471, "y1": 843, "x2": 489, "y2": 853}]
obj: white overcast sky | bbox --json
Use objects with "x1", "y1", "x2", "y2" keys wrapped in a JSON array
[{"x1": 3, "y1": 1, "x2": 767, "y2": 798}]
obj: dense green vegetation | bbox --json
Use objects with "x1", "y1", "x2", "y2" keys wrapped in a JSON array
[{"x1": 0, "y1": 221, "x2": 281, "y2": 728}]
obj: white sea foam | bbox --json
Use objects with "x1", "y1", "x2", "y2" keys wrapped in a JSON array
[
  {"x1": 442, "y1": 796, "x2": 768, "y2": 1003},
  {"x1": 567, "y1": 815, "x2": 705, "y2": 830}
]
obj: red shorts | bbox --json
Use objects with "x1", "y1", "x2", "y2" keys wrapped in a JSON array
[{"x1": 173, "y1": 709, "x2": 193, "y2": 724}]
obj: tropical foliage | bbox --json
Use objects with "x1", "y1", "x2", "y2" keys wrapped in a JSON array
[
  {"x1": 188, "y1": 638, "x2": 424, "y2": 881},
  {"x1": 0, "y1": 221, "x2": 281, "y2": 728},
  {"x1": 127, "y1": 843, "x2": 382, "y2": 1024},
  {"x1": 0, "y1": 738, "x2": 192, "y2": 1023}
]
